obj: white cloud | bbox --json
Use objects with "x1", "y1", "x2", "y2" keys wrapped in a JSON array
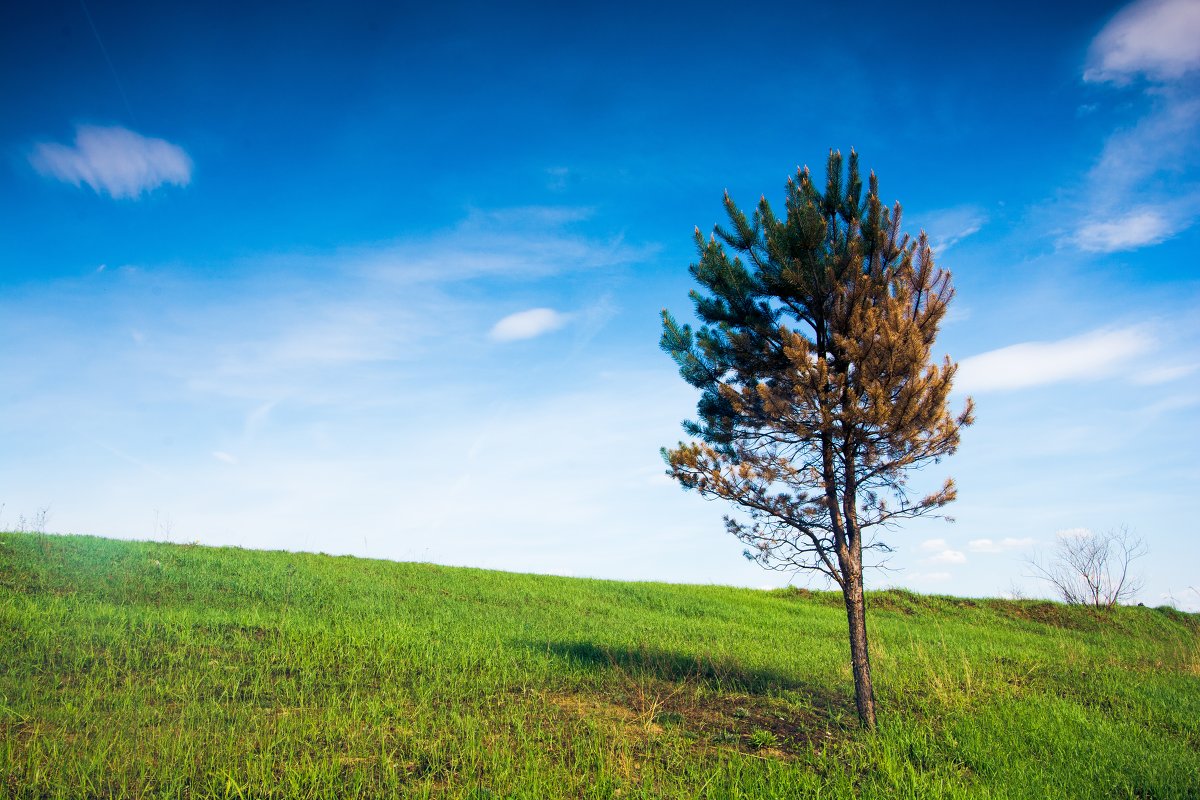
[
  {"x1": 916, "y1": 541, "x2": 967, "y2": 565},
  {"x1": 927, "y1": 549, "x2": 967, "y2": 565},
  {"x1": 489, "y1": 308, "x2": 569, "y2": 342},
  {"x1": 212, "y1": 451, "x2": 238, "y2": 464},
  {"x1": 969, "y1": 537, "x2": 1036, "y2": 553},
  {"x1": 30, "y1": 125, "x2": 192, "y2": 199},
  {"x1": 1072, "y1": 207, "x2": 1182, "y2": 252},
  {"x1": 957, "y1": 326, "x2": 1155, "y2": 392},
  {"x1": 1085, "y1": 0, "x2": 1200, "y2": 84}
]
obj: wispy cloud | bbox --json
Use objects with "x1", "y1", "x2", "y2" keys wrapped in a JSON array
[
  {"x1": 1071, "y1": 208, "x2": 1181, "y2": 252},
  {"x1": 1, "y1": 205, "x2": 644, "y2": 416},
  {"x1": 30, "y1": 125, "x2": 192, "y2": 199},
  {"x1": 1084, "y1": 0, "x2": 1200, "y2": 84},
  {"x1": 957, "y1": 326, "x2": 1156, "y2": 392},
  {"x1": 1067, "y1": 95, "x2": 1200, "y2": 252},
  {"x1": 244, "y1": 401, "x2": 278, "y2": 438},
  {"x1": 915, "y1": 206, "x2": 988, "y2": 254},
  {"x1": 81, "y1": 436, "x2": 164, "y2": 477},
  {"x1": 546, "y1": 166, "x2": 572, "y2": 191},
  {"x1": 349, "y1": 206, "x2": 649, "y2": 285},
  {"x1": 489, "y1": 308, "x2": 570, "y2": 342},
  {"x1": 1061, "y1": 0, "x2": 1200, "y2": 251},
  {"x1": 68, "y1": 206, "x2": 646, "y2": 405},
  {"x1": 1141, "y1": 392, "x2": 1200, "y2": 416},
  {"x1": 1088, "y1": 96, "x2": 1200, "y2": 190},
  {"x1": 1133, "y1": 363, "x2": 1198, "y2": 384},
  {"x1": 212, "y1": 451, "x2": 238, "y2": 464}
]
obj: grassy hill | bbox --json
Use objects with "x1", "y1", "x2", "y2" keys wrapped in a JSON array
[{"x1": 1, "y1": 531, "x2": 1197, "y2": 799}]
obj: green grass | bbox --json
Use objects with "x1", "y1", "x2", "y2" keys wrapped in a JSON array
[{"x1": 1, "y1": 531, "x2": 1197, "y2": 799}]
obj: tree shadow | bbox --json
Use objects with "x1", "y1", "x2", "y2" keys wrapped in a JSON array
[
  {"x1": 538, "y1": 640, "x2": 805, "y2": 692},
  {"x1": 527, "y1": 639, "x2": 855, "y2": 750}
]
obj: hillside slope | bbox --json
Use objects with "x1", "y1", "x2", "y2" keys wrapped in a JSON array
[{"x1": 1, "y1": 531, "x2": 1197, "y2": 799}]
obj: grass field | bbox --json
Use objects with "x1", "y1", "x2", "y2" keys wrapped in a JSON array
[{"x1": 1, "y1": 531, "x2": 1198, "y2": 799}]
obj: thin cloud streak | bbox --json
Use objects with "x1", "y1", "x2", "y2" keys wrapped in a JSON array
[
  {"x1": 957, "y1": 326, "x2": 1156, "y2": 392},
  {"x1": 916, "y1": 206, "x2": 988, "y2": 254},
  {"x1": 1133, "y1": 363, "x2": 1198, "y2": 384},
  {"x1": 354, "y1": 207, "x2": 652, "y2": 285}
]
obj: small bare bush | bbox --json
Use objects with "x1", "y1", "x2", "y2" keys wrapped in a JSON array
[{"x1": 1027, "y1": 526, "x2": 1146, "y2": 610}]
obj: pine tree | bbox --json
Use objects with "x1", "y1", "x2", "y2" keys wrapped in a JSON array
[{"x1": 660, "y1": 150, "x2": 974, "y2": 729}]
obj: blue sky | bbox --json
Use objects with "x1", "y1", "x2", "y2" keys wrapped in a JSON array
[{"x1": 2, "y1": 0, "x2": 1198, "y2": 609}]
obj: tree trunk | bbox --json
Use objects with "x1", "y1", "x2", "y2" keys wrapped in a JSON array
[{"x1": 842, "y1": 568, "x2": 877, "y2": 729}]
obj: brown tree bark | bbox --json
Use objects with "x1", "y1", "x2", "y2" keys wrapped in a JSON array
[{"x1": 842, "y1": 566, "x2": 877, "y2": 729}]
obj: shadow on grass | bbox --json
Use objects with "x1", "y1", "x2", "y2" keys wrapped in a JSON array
[
  {"x1": 538, "y1": 640, "x2": 817, "y2": 693},
  {"x1": 528, "y1": 640, "x2": 856, "y2": 752}
]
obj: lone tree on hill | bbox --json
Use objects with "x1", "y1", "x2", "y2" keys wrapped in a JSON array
[{"x1": 660, "y1": 150, "x2": 974, "y2": 729}]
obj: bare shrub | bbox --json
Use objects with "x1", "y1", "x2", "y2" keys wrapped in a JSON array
[{"x1": 1027, "y1": 526, "x2": 1147, "y2": 610}]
